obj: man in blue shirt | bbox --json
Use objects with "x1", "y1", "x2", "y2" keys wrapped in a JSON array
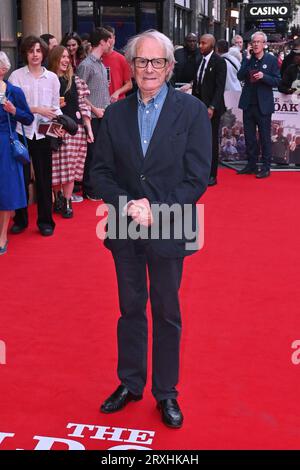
[{"x1": 93, "y1": 30, "x2": 212, "y2": 428}]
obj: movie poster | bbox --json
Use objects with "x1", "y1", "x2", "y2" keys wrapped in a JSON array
[{"x1": 220, "y1": 91, "x2": 300, "y2": 166}]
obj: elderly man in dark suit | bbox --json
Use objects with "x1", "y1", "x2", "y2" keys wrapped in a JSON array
[
  {"x1": 237, "y1": 31, "x2": 281, "y2": 179},
  {"x1": 93, "y1": 30, "x2": 211, "y2": 428},
  {"x1": 192, "y1": 34, "x2": 227, "y2": 186}
]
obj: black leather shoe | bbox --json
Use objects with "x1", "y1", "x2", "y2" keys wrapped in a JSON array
[
  {"x1": 256, "y1": 169, "x2": 270, "y2": 179},
  {"x1": 10, "y1": 224, "x2": 27, "y2": 235},
  {"x1": 157, "y1": 399, "x2": 183, "y2": 429},
  {"x1": 62, "y1": 197, "x2": 73, "y2": 219},
  {"x1": 53, "y1": 191, "x2": 63, "y2": 214},
  {"x1": 100, "y1": 385, "x2": 143, "y2": 414},
  {"x1": 237, "y1": 165, "x2": 257, "y2": 175},
  {"x1": 208, "y1": 176, "x2": 217, "y2": 186},
  {"x1": 39, "y1": 227, "x2": 54, "y2": 237}
]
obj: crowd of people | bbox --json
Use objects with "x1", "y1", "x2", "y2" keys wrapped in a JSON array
[
  {"x1": 1, "y1": 28, "x2": 300, "y2": 256},
  {"x1": 0, "y1": 26, "x2": 132, "y2": 255}
]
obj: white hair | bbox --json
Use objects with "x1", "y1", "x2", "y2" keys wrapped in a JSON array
[
  {"x1": 0, "y1": 51, "x2": 11, "y2": 72},
  {"x1": 251, "y1": 31, "x2": 267, "y2": 43},
  {"x1": 231, "y1": 35, "x2": 243, "y2": 46},
  {"x1": 124, "y1": 29, "x2": 175, "y2": 81}
]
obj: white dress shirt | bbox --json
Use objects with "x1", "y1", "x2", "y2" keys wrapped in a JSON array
[
  {"x1": 9, "y1": 66, "x2": 62, "y2": 140},
  {"x1": 197, "y1": 50, "x2": 214, "y2": 84}
]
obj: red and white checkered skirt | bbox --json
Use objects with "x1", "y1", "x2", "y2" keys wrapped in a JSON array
[{"x1": 52, "y1": 124, "x2": 87, "y2": 186}]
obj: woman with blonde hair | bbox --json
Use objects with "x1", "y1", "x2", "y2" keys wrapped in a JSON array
[
  {"x1": 48, "y1": 46, "x2": 93, "y2": 218},
  {"x1": 0, "y1": 51, "x2": 34, "y2": 255}
]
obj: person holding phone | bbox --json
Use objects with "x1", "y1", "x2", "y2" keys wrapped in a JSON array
[{"x1": 237, "y1": 31, "x2": 281, "y2": 179}]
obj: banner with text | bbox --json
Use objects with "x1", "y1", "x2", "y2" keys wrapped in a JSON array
[{"x1": 220, "y1": 91, "x2": 300, "y2": 166}]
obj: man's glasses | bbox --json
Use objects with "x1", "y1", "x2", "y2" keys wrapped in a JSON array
[{"x1": 133, "y1": 57, "x2": 168, "y2": 69}]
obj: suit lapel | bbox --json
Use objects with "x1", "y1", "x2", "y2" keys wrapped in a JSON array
[
  {"x1": 144, "y1": 86, "x2": 183, "y2": 162},
  {"x1": 203, "y1": 53, "x2": 216, "y2": 81}
]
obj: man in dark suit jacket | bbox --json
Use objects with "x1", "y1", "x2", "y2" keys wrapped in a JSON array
[
  {"x1": 93, "y1": 30, "x2": 212, "y2": 428},
  {"x1": 280, "y1": 38, "x2": 300, "y2": 77},
  {"x1": 172, "y1": 33, "x2": 201, "y2": 85},
  {"x1": 237, "y1": 31, "x2": 281, "y2": 179},
  {"x1": 278, "y1": 49, "x2": 300, "y2": 94},
  {"x1": 192, "y1": 34, "x2": 226, "y2": 186}
]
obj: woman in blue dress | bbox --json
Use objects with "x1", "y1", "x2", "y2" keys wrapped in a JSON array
[{"x1": 0, "y1": 52, "x2": 34, "y2": 255}]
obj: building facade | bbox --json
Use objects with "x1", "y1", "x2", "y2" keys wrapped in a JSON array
[
  {"x1": 0, "y1": 0, "x2": 62, "y2": 68},
  {"x1": 0, "y1": 0, "x2": 227, "y2": 66}
]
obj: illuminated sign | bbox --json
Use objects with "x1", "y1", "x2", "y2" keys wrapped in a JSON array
[{"x1": 245, "y1": 3, "x2": 291, "y2": 19}]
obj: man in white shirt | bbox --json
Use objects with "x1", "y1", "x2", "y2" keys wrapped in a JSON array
[{"x1": 9, "y1": 36, "x2": 62, "y2": 236}]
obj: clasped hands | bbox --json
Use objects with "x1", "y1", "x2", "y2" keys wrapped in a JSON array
[{"x1": 126, "y1": 198, "x2": 153, "y2": 227}]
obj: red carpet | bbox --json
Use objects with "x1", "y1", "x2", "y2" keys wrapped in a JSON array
[{"x1": 1, "y1": 168, "x2": 300, "y2": 450}]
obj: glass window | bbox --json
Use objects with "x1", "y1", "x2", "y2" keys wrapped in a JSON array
[
  {"x1": 100, "y1": 6, "x2": 136, "y2": 51},
  {"x1": 140, "y1": 2, "x2": 159, "y2": 31},
  {"x1": 213, "y1": 0, "x2": 220, "y2": 22},
  {"x1": 76, "y1": 1, "x2": 95, "y2": 35},
  {"x1": 199, "y1": 0, "x2": 209, "y2": 17},
  {"x1": 174, "y1": 5, "x2": 191, "y2": 46},
  {"x1": 175, "y1": 1, "x2": 190, "y2": 7},
  {"x1": 74, "y1": 1, "x2": 163, "y2": 51}
]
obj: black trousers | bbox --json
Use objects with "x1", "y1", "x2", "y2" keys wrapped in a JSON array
[
  {"x1": 112, "y1": 241, "x2": 184, "y2": 401},
  {"x1": 14, "y1": 137, "x2": 55, "y2": 230},
  {"x1": 83, "y1": 118, "x2": 102, "y2": 196},
  {"x1": 243, "y1": 105, "x2": 272, "y2": 170},
  {"x1": 210, "y1": 114, "x2": 221, "y2": 179}
]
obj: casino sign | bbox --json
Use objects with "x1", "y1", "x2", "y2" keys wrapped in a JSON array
[
  {"x1": 245, "y1": 3, "x2": 292, "y2": 20},
  {"x1": 244, "y1": 2, "x2": 292, "y2": 38}
]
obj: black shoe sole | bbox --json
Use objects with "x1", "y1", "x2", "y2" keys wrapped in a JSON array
[
  {"x1": 10, "y1": 227, "x2": 27, "y2": 235},
  {"x1": 100, "y1": 398, "x2": 142, "y2": 415},
  {"x1": 39, "y1": 230, "x2": 54, "y2": 237},
  {"x1": 256, "y1": 173, "x2": 270, "y2": 179},
  {"x1": 157, "y1": 404, "x2": 183, "y2": 429},
  {"x1": 162, "y1": 420, "x2": 183, "y2": 429},
  {"x1": 100, "y1": 396, "x2": 143, "y2": 414}
]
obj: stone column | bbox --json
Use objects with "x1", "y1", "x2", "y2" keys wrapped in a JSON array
[
  {"x1": 47, "y1": 0, "x2": 62, "y2": 42},
  {"x1": 163, "y1": 0, "x2": 174, "y2": 41},
  {"x1": 21, "y1": 0, "x2": 61, "y2": 41}
]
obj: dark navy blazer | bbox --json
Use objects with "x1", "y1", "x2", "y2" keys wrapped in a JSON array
[
  {"x1": 237, "y1": 52, "x2": 281, "y2": 115},
  {"x1": 92, "y1": 85, "x2": 212, "y2": 258}
]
